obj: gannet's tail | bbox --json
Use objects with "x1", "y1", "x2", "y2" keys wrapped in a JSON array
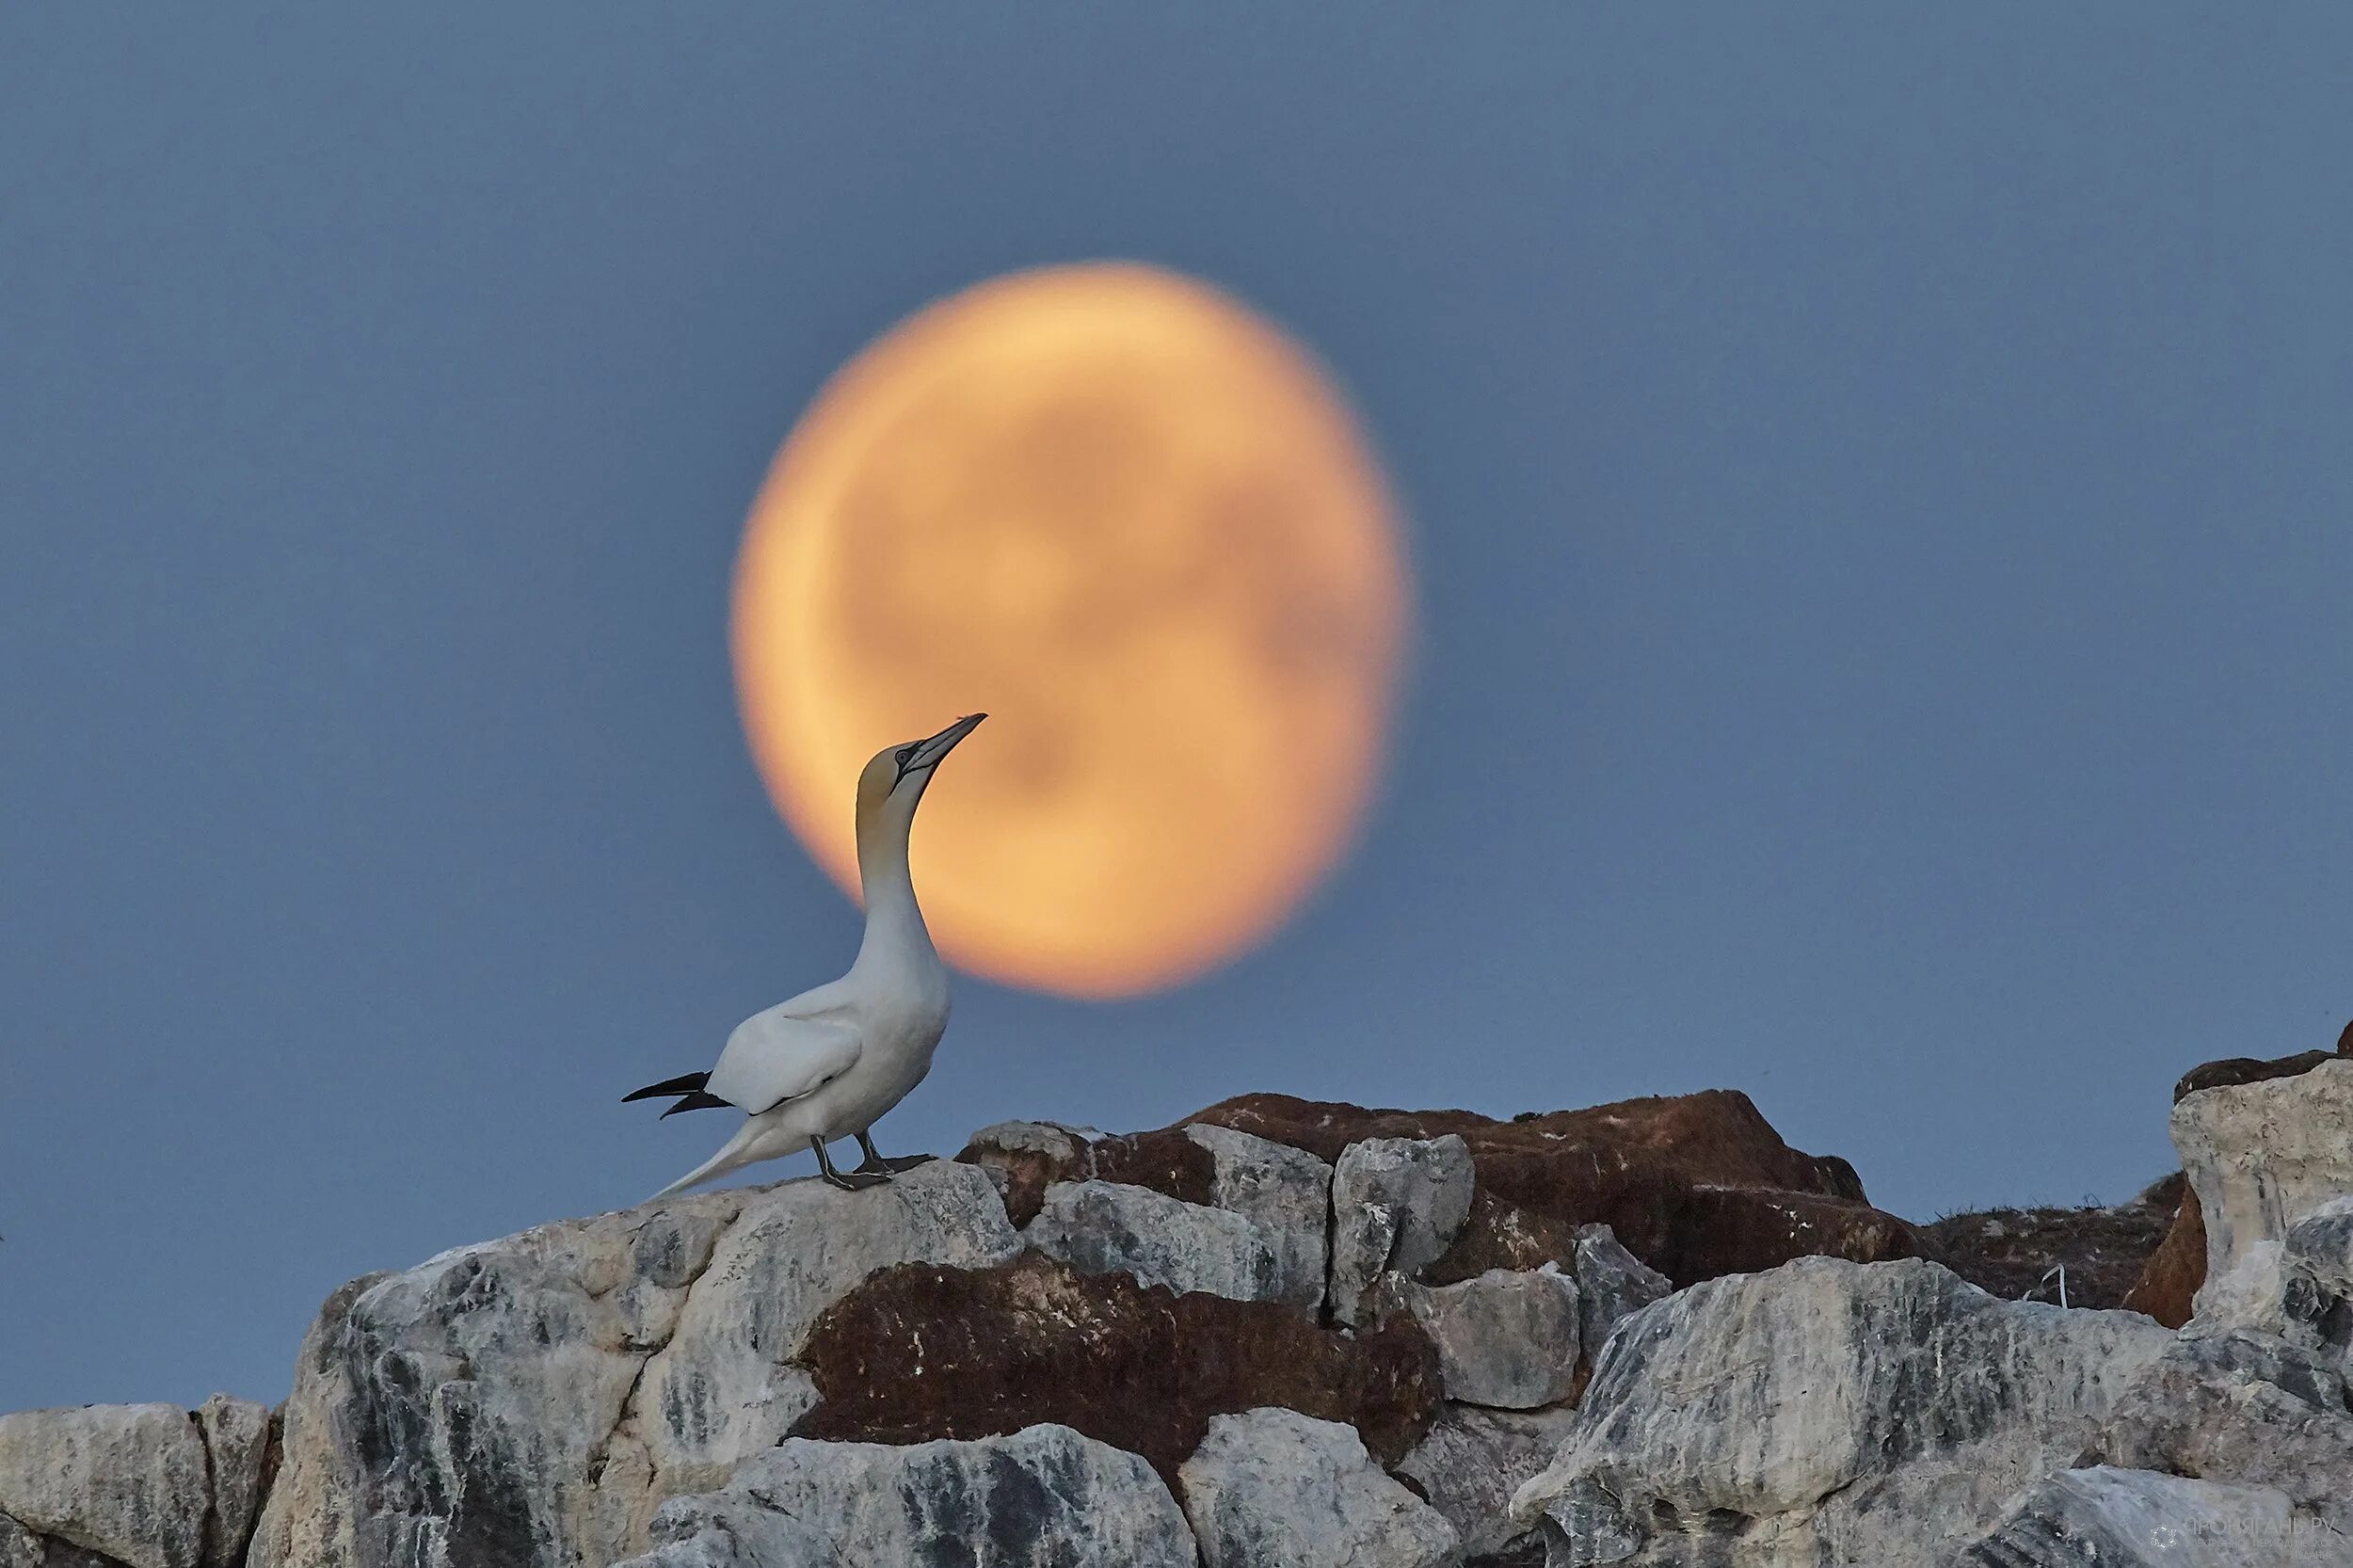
[
  {"x1": 646, "y1": 1120, "x2": 761, "y2": 1204},
  {"x1": 624, "y1": 1070, "x2": 731, "y2": 1119}
]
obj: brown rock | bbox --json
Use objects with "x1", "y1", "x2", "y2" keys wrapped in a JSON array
[
  {"x1": 2174, "y1": 1050, "x2": 2336, "y2": 1102},
  {"x1": 2339, "y1": 1017, "x2": 2353, "y2": 1056},
  {"x1": 1189, "y1": 1090, "x2": 1861, "y2": 1195},
  {"x1": 1924, "y1": 1173, "x2": 2185, "y2": 1313},
  {"x1": 1180, "y1": 1096, "x2": 1497, "y2": 1165},
  {"x1": 2122, "y1": 1180, "x2": 2208, "y2": 1329},
  {"x1": 1189, "y1": 1090, "x2": 1918, "y2": 1288},
  {"x1": 1671, "y1": 1187, "x2": 1930, "y2": 1283},
  {"x1": 792, "y1": 1254, "x2": 1441, "y2": 1486},
  {"x1": 1422, "y1": 1192, "x2": 1583, "y2": 1283},
  {"x1": 955, "y1": 1124, "x2": 1214, "y2": 1227}
]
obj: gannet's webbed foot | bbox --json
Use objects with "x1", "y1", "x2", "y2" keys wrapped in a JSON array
[
  {"x1": 855, "y1": 1131, "x2": 935, "y2": 1176},
  {"x1": 812, "y1": 1136, "x2": 890, "y2": 1192}
]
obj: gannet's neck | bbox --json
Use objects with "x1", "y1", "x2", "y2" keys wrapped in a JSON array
[{"x1": 853, "y1": 800, "x2": 936, "y2": 968}]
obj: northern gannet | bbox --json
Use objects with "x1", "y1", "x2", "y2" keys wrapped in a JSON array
[{"x1": 626, "y1": 712, "x2": 984, "y2": 1197}]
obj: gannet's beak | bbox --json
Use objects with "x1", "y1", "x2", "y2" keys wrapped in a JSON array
[{"x1": 894, "y1": 712, "x2": 986, "y2": 792}]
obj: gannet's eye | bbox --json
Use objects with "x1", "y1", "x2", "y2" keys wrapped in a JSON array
[{"x1": 895, "y1": 745, "x2": 916, "y2": 766}]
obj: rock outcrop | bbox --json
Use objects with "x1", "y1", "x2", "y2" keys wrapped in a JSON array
[
  {"x1": 1177, "y1": 1408, "x2": 1459, "y2": 1568},
  {"x1": 1025, "y1": 1178, "x2": 1289, "y2": 1303},
  {"x1": 10, "y1": 1054, "x2": 2352, "y2": 1568},
  {"x1": 2121, "y1": 1023, "x2": 2353, "y2": 1323},
  {"x1": 619, "y1": 1425, "x2": 1196, "y2": 1568},
  {"x1": 1964, "y1": 1465, "x2": 2331, "y2": 1567},
  {"x1": 1379, "y1": 1266, "x2": 1581, "y2": 1411},
  {"x1": 1399, "y1": 1403, "x2": 1578, "y2": 1563},
  {"x1": 1188, "y1": 1089, "x2": 1927, "y2": 1288},
  {"x1": 605, "y1": 1493, "x2": 835, "y2": 1568},
  {"x1": 2176, "y1": 1060, "x2": 2353, "y2": 1319},
  {"x1": 0, "y1": 1397, "x2": 272, "y2": 1568},
  {"x1": 959, "y1": 1120, "x2": 1333, "y2": 1309},
  {"x1": 1328, "y1": 1135, "x2": 1477, "y2": 1327},
  {"x1": 1567, "y1": 1225, "x2": 1673, "y2": 1368},
  {"x1": 249, "y1": 1162, "x2": 1020, "y2": 1568},
  {"x1": 1510, "y1": 1257, "x2": 2175, "y2": 1564},
  {"x1": 791, "y1": 1253, "x2": 1441, "y2": 1483},
  {"x1": 2093, "y1": 1330, "x2": 2353, "y2": 1538}
]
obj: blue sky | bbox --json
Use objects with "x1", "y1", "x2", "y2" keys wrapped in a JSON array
[{"x1": 4, "y1": 6, "x2": 2348, "y2": 1412}]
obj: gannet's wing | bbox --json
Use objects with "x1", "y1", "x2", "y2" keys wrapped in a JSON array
[{"x1": 704, "y1": 1002, "x2": 860, "y2": 1115}]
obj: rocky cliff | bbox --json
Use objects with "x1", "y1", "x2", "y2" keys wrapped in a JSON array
[{"x1": 5, "y1": 1039, "x2": 2350, "y2": 1568}]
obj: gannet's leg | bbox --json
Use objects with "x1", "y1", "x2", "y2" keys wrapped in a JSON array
[
  {"x1": 854, "y1": 1130, "x2": 936, "y2": 1175},
  {"x1": 812, "y1": 1135, "x2": 889, "y2": 1191}
]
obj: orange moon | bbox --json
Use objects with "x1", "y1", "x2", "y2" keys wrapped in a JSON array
[{"x1": 731, "y1": 263, "x2": 1408, "y2": 998}]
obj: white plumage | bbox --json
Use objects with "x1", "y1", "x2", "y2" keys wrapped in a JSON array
[{"x1": 628, "y1": 712, "x2": 984, "y2": 1197}]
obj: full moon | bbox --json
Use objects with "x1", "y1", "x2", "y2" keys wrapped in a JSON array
[{"x1": 732, "y1": 263, "x2": 1408, "y2": 998}]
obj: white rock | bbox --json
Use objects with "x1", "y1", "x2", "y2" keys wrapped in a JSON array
[
  {"x1": 2098, "y1": 1329, "x2": 2353, "y2": 1536},
  {"x1": 1179, "y1": 1407, "x2": 1461, "y2": 1568},
  {"x1": 1025, "y1": 1179, "x2": 1288, "y2": 1303},
  {"x1": 2175, "y1": 1060, "x2": 2353, "y2": 1317},
  {"x1": 607, "y1": 1493, "x2": 838, "y2": 1568},
  {"x1": 1511, "y1": 1256, "x2": 2173, "y2": 1566},
  {"x1": 0, "y1": 1402, "x2": 212, "y2": 1568},
  {"x1": 1964, "y1": 1465, "x2": 2337, "y2": 1568},
  {"x1": 1398, "y1": 1403, "x2": 1579, "y2": 1561},
  {"x1": 1184, "y1": 1123, "x2": 1334, "y2": 1309},
  {"x1": 2187, "y1": 1240, "x2": 2292, "y2": 1336},
  {"x1": 0, "y1": 1515, "x2": 41, "y2": 1568},
  {"x1": 1384, "y1": 1265, "x2": 1580, "y2": 1410},
  {"x1": 1328, "y1": 1135, "x2": 1477, "y2": 1327},
  {"x1": 248, "y1": 1161, "x2": 1020, "y2": 1568},
  {"x1": 1572, "y1": 1224, "x2": 1672, "y2": 1359},
  {"x1": 2188, "y1": 1192, "x2": 2353, "y2": 1365},
  {"x1": 196, "y1": 1393, "x2": 273, "y2": 1567},
  {"x1": 729, "y1": 1424, "x2": 1194, "y2": 1568},
  {"x1": 964, "y1": 1120, "x2": 1104, "y2": 1160}
]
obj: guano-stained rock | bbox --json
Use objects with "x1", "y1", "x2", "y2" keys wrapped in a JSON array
[
  {"x1": 1963, "y1": 1465, "x2": 2337, "y2": 1568},
  {"x1": 2094, "y1": 1330, "x2": 2353, "y2": 1534},
  {"x1": 248, "y1": 1161, "x2": 1020, "y2": 1568},
  {"x1": 2175, "y1": 1060, "x2": 2353, "y2": 1318},
  {"x1": 1178, "y1": 1408, "x2": 1461, "y2": 1568},
  {"x1": 608, "y1": 1493, "x2": 838, "y2": 1568},
  {"x1": 1398, "y1": 1403, "x2": 1579, "y2": 1563},
  {"x1": 0, "y1": 1400, "x2": 253, "y2": 1568},
  {"x1": 196, "y1": 1394, "x2": 273, "y2": 1568},
  {"x1": 1511, "y1": 1256, "x2": 2174, "y2": 1566},
  {"x1": 1329, "y1": 1135, "x2": 1476, "y2": 1326},
  {"x1": 2186, "y1": 1194, "x2": 2353, "y2": 1359},
  {"x1": 1024, "y1": 1179, "x2": 1286, "y2": 1303},
  {"x1": 1184, "y1": 1122, "x2": 1334, "y2": 1309},
  {"x1": 1570, "y1": 1224, "x2": 1671, "y2": 1363},
  {"x1": 1381, "y1": 1266, "x2": 1580, "y2": 1410},
  {"x1": 732, "y1": 1426, "x2": 1193, "y2": 1568}
]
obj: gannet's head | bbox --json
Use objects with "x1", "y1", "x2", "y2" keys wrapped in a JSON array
[{"x1": 855, "y1": 712, "x2": 986, "y2": 828}]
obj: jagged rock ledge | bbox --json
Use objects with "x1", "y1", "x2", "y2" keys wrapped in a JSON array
[{"x1": 3, "y1": 1044, "x2": 2349, "y2": 1568}]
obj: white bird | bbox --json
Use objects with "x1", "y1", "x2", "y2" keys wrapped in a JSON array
[{"x1": 627, "y1": 712, "x2": 985, "y2": 1198}]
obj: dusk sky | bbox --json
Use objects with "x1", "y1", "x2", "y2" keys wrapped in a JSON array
[{"x1": 5, "y1": 6, "x2": 2349, "y2": 1414}]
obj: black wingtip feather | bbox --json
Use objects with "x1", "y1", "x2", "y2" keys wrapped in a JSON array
[
  {"x1": 659, "y1": 1091, "x2": 732, "y2": 1119},
  {"x1": 623, "y1": 1070, "x2": 711, "y2": 1103}
]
